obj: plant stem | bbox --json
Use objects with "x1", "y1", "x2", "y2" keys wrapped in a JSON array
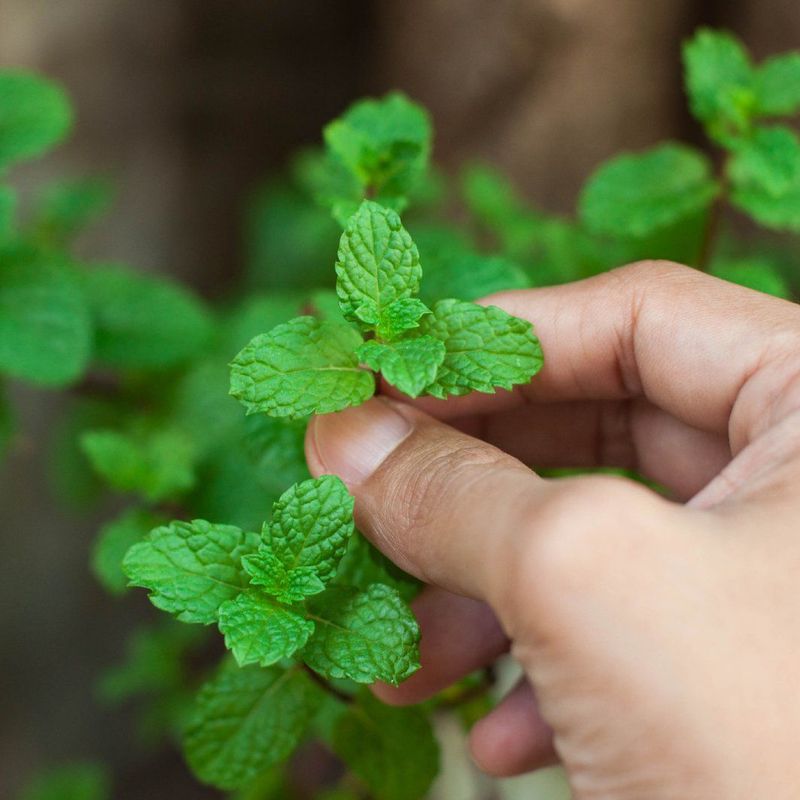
[
  {"x1": 69, "y1": 373, "x2": 121, "y2": 399},
  {"x1": 696, "y1": 155, "x2": 730, "y2": 272},
  {"x1": 303, "y1": 663, "x2": 354, "y2": 705}
]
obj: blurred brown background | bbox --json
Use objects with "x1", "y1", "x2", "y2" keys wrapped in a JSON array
[{"x1": 0, "y1": 1, "x2": 798, "y2": 797}]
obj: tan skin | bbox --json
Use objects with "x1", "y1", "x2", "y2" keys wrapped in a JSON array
[{"x1": 305, "y1": 261, "x2": 800, "y2": 799}]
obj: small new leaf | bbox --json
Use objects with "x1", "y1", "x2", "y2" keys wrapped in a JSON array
[
  {"x1": 375, "y1": 297, "x2": 431, "y2": 340},
  {"x1": 242, "y1": 548, "x2": 325, "y2": 603},
  {"x1": 683, "y1": 28, "x2": 756, "y2": 141},
  {"x1": 579, "y1": 143, "x2": 719, "y2": 238},
  {"x1": 302, "y1": 584, "x2": 420, "y2": 685},
  {"x1": 419, "y1": 299, "x2": 543, "y2": 398},
  {"x1": 323, "y1": 93, "x2": 431, "y2": 208},
  {"x1": 184, "y1": 662, "x2": 321, "y2": 790},
  {"x1": 332, "y1": 691, "x2": 439, "y2": 800},
  {"x1": 217, "y1": 591, "x2": 314, "y2": 667},
  {"x1": 264, "y1": 475, "x2": 354, "y2": 584},
  {"x1": 357, "y1": 337, "x2": 445, "y2": 398},
  {"x1": 335, "y1": 201, "x2": 422, "y2": 324},
  {"x1": 230, "y1": 316, "x2": 374, "y2": 419},
  {"x1": 123, "y1": 520, "x2": 260, "y2": 624}
]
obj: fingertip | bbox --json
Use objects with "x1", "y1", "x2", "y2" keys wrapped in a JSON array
[{"x1": 468, "y1": 679, "x2": 556, "y2": 777}]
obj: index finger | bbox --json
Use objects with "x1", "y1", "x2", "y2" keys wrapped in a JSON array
[{"x1": 403, "y1": 261, "x2": 800, "y2": 453}]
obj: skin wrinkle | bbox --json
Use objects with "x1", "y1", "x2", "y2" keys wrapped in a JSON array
[{"x1": 307, "y1": 264, "x2": 800, "y2": 796}]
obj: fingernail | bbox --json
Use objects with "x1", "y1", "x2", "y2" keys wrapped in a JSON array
[{"x1": 311, "y1": 398, "x2": 412, "y2": 485}]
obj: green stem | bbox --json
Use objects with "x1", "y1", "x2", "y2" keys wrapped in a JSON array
[{"x1": 696, "y1": 155, "x2": 730, "y2": 272}]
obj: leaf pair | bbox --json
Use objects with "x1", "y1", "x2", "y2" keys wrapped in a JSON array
[
  {"x1": 230, "y1": 200, "x2": 544, "y2": 417},
  {"x1": 681, "y1": 29, "x2": 800, "y2": 232},
  {"x1": 301, "y1": 93, "x2": 432, "y2": 226},
  {"x1": 123, "y1": 475, "x2": 420, "y2": 686},
  {"x1": 185, "y1": 665, "x2": 440, "y2": 797},
  {"x1": 683, "y1": 28, "x2": 800, "y2": 144},
  {"x1": 580, "y1": 31, "x2": 800, "y2": 242}
]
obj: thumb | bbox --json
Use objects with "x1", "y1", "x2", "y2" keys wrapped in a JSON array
[{"x1": 305, "y1": 397, "x2": 543, "y2": 601}]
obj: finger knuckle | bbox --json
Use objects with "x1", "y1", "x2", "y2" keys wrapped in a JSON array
[
  {"x1": 383, "y1": 439, "x2": 508, "y2": 576},
  {"x1": 611, "y1": 259, "x2": 697, "y2": 288}
]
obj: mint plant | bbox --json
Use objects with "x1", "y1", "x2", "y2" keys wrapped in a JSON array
[
  {"x1": 119, "y1": 93, "x2": 543, "y2": 795},
  {"x1": 7, "y1": 26, "x2": 800, "y2": 800}
]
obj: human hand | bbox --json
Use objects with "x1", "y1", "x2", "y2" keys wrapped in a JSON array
[{"x1": 305, "y1": 261, "x2": 800, "y2": 800}]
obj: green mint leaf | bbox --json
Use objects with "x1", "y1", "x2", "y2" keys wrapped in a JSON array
[
  {"x1": 123, "y1": 520, "x2": 259, "y2": 624},
  {"x1": 31, "y1": 177, "x2": 113, "y2": 246},
  {"x1": 264, "y1": 475, "x2": 354, "y2": 584},
  {"x1": 0, "y1": 71, "x2": 73, "y2": 171},
  {"x1": 754, "y1": 52, "x2": 800, "y2": 117},
  {"x1": 579, "y1": 143, "x2": 719, "y2": 238},
  {"x1": 91, "y1": 508, "x2": 165, "y2": 596},
  {"x1": 242, "y1": 413, "x2": 310, "y2": 496},
  {"x1": 323, "y1": 93, "x2": 431, "y2": 207},
  {"x1": 682, "y1": 28, "x2": 756, "y2": 141},
  {"x1": 19, "y1": 762, "x2": 111, "y2": 800},
  {"x1": 171, "y1": 358, "x2": 245, "y2": 461},
  {"x1": 0, "y1": 244, "x2": 90, "y2": 386},
  {"x1": 222, "y1": 292, "x2": 304, "y2": 356},
  {"x1": 230, "y1": 316, "x2": 374, "y2": 419},
  {"x1": 334, "y1": 531, "x2": 421, "y2": 603},
  {"x1": 0, "y1": 185, "x2": 15, "y2": 240},
  {"x1": 711, "y1": 257, "x2": 791, "y2": 299},
  {"x1": 728, "y1": 129, "x2": 800, "y2": 232},
  {"x1": 729, "y1": 126, "x2": 800, "y2": 196},
  {"x1": 460, "y1": 163, "x2": 544, "y2": 258},
  {"x1": 292, "y1": 148, "x2": 365, "y2": 228},
  {"x1": 418, "y1": 245, "x2": 530, "y2": 305},
  {"x1": 80, "y1": 424, "x2": 196, "y2": 503},
  {"x1": 189, "y1": 448, "x2": 275, "y2": 534},
  {"x1": 728, "y1": 125, "x2": 800, "y2": 230},
  {"x1": 309, "y1": 288, "x2": 347, "y2": 322},
  {"x1": 357, "y1": 337, "x2": 445, "y2": 398},
  {"x1": 375, "y1": 297, "x2": 431, "y2": 340},
  {"x1": 729, "y1": 185, "x2": 800, "y2": 231},
  {"x1": 242, "y1": 549, "x2": 325, "y2": 603},
  {"x1": 302, "y1": 584, "x2": 420, "y2": 685},
  {"x1": 419, "y1": 299, "x2": 543, "y2": 398},
  {"x1": 98, "y1": 620, "x2": 204, "y2": 704},
  {"x1": 184, "y1": 662, "x2": 321, "y2": 790},
  {"x1": 332, "y1": 691, "x2": 439, "y2": 800},
  {"x1": 217, "y1": 591, "x2": 314, "y2": 668},
  {"x1": 81, "y1": 264, "x2": 214, "y2": 370},
  {"x1": 335, "y1": 201, "x2": 422, "y2": 324},
  {"x1": 244, "y1": 180, "x2": 339, "y2": 291}
]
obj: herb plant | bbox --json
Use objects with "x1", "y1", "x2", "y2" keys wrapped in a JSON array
[{"x1": 6, "y1": 26, "x2": 800, "y2": 800}]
